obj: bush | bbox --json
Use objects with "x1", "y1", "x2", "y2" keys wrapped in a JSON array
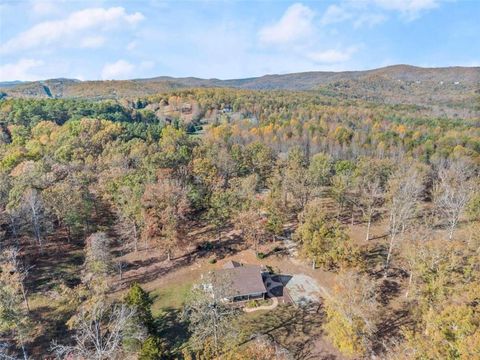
[
  {"x1": 256, "y1": 252, "x2": 266, "y2": 259},
  {"x1": 208, "y1": 258, "x2": 217, "y2": 264},
  {"x1": 124, "y1": 283, "x2": 154, "y2": 331},
  {"x1": 139, "y1": 336, "x2": 165, "y2": 360}
]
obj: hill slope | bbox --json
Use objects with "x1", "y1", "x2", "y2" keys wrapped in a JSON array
[{"x1": 1, "y1": 65, "x2": 479, "y2": 115}]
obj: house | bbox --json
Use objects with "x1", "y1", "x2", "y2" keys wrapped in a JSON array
[{"x1": 210, "y1": 261, "x2": 268, "y2": 302}]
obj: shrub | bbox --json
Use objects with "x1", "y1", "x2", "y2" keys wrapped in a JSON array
[
  {"x1": 139, "y1": 336, "x2": 165, "y2": 360},
  {"x1": 256, "y1": 252, "x2": 266, "y2": 259}
]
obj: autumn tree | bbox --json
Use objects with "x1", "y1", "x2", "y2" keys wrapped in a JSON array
[
  {"x1": 142, "y1": 176, "x2": 190, "y2": 260},
  {"x1": 0, "y1": 250, "x2": 33, "y2": 360},
  {"x1": 294, "y1": 199, "x2": 358, "y2": 269},
  {"x1": 234, "y1": 207, "x2": 266, "y2": 255},
  {"x1": 206, "y1": 188, "x2": 236, "y2": 242},
  {"x1": 283, "y1": 147, "x2": 312, "y2": 210},
  {"x1": 323, "y1": 272, "x2": 380, "y2": 358}
]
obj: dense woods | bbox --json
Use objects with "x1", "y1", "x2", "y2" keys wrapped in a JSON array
[{"x1": 0, "y1": 87, "x2": 479, "y2": 359}]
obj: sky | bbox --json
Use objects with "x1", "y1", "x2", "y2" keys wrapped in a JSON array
[{"x1": 0, "y1": 0, "x2": 479, "y2": 81}]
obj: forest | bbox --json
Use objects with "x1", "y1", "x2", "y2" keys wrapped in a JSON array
[{"x1": 0, "y1": 88, "x2": 479, "y2": 359}]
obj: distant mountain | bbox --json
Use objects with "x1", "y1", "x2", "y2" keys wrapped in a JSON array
[
  {"x1": 0, "y1": 80, "x2": 24, "y2": 88},
  {"x1": 1, "y1": 65, "x2": 479, "y2": 114}
]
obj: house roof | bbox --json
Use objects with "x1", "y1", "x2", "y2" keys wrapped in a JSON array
[{"x1": 213, "y1": 263, "x2": 267, "y2": 298}]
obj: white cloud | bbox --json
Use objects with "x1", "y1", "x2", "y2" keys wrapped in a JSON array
[
  {"x1": 80, "y1": 36, "x2": 106, "y2": 48},
  {"x1": 101, "y1": 59, "x2": 135, "y2": 80},
  {"x1": 307, "y1": 46, "x2": 359, "y2": 64},
  {"x1": 373, "y1": 0, "x2": 439, "y2": 19},
  {"x1": 30, "y1": 0, "x2": 66, "y2": 17},
  {"x1": 1, "y1": 7, "x2": 144, "y2": 54},
  {"x1": 259, "y1": 3, "x2": 314, "y2": 45},
  {"x1": 0, "y1": 58, "x2": 44, "y2": 81},
  {"x1": 320, "y1": 5, "x2": 352, "y2": 26},
  {"x1": 353, "y1": 13, "x2": 387, "y2": 28}
]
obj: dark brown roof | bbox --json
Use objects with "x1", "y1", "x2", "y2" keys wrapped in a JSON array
[{"x1": 213, "y1": 264, "x2": 267, "y2": 297}]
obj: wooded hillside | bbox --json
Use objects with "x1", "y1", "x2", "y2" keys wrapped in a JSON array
[{"x1": 0, "y1": 85, "x2": 479, "y2": 359}]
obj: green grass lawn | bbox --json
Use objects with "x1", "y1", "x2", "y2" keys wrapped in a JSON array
[{"x1": 150, "y1": 280, "x2": 194, "y2": 317}]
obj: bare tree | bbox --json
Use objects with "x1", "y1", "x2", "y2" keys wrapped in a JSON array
[
  {"x1": 21, "y1": 189, "x2": 45, "y2": 248},
  {"x1": 433, "y1": 159, "x2": 478, "y2": 240},
  {"x1": 0, "y1": 342, "x2": 22, "y2": 360},
  {"x1": 183, "y1": 272, "x2": 240, "y2": 354},
  {"x1": 385, "y1": 165, "x2": 424, "y2": 272},
  {"x1": 354, "y1": 179, "x2": 384, "y2": 241},
  {"x1": 52, "y1": 302, "x2": 145, "y2": 360},
  {"x1": 85, "y1": 232, "x2": 113, "y2": 276}
]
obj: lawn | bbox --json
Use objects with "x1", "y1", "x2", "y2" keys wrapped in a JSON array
[{"x1": 150, "y1": 280, "x2": 194, "y2": 316}]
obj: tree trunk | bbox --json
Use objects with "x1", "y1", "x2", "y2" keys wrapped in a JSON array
[
  {"x1": 30, "y1": 203, "x2": 42, "y2": 248},
  {"x1": 448, "y1": 222, "x2": 455, "y2": 241},
  {"x1": 384, "y1": 233, "x2": 396, "y2": 275},
  {"x1": 405, "y1": 272, "x2": 413, "y2": 299},
  {"x1": 365, "y1": 216, "x2": 372, "y2": 241},
  {"x1": 21, "y1": 284, "x2": 30, "y2": 312},
  {"x1": 133, "y1": 223, "x2": 138, "y2": 252}
]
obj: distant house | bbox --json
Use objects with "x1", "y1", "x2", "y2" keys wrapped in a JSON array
[{"x1": 209, "y1": 261, "x2": 268, "y2": 302}]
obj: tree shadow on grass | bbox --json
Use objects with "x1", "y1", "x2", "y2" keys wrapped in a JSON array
[
  {"x1": 236, "y1": 304, "x2": 339, "y2": 360},
  {"x1": 154, "y1": 307, "x2": 190, "y2": 355}
]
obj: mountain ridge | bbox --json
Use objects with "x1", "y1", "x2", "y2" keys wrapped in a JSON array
[{"x1": 1, "y1": 65, "x2": 479, "y2": 114}]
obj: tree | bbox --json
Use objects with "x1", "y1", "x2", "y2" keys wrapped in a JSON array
[
  {"x1": 139, "y1": 336, "x2": 165, "y2": 360},
  {"x1": 294, "y1": 199, "x2": 358, "y2": 269},
  {"x1": 1, "y1": 248, "x2": 31, "y2": 312},
  {"x1": 183, "y1": 272, "x2": 240, "y2": 354},
  {"x1": 206, "y1": 188, "x2": 235, "y2": 242},
  {"x1": 323, "y1": 272, "x2": 379, "y2": 358},
  {"x1": 308, "y1": 152, "x2": 333, "y2": 186},
  {"x1": 85, "y1": 232, "x2": 113, "y2": 276},
  {"x1": 385, "y1": 164, "x2": 424, "y2": 272},
  {"x1": 142, "y1": 177, "x2": 190, "y2": 260},
  {"x1": 283, "y1": 147, "x2": 312, "y2": 210},
  {"x1": 234, "y1": 207, "x2": 266, "y2": 255},
  {"x1": 433, "y1": 159, "x2": 478, "y2": 240},
  {"x1": 0, "y1": 250, "x2": 33, "y2": 360},
  {"x1": 43, "y1": 179, "x2": 92, "y2": 240},
  {"x1": 113, "y1": 182, "x2": 144, "y2": 252},
  {"x1": 124, "y1": 283, "x2": 154, "y2": 332},
  {"x1": 352, "y1": 158, "x2": 391, "y2": 241},
  {"x1": 404, "y1": 303, "x2": 480, "y2": 360},
  {"x1": 83, "y1": 232, "x2": 113, "y2": 297},
  {"x1": 52, "y1": 302, "x2": 146, "y2": 360}
]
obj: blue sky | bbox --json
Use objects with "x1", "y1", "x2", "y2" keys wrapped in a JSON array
[{"x1": 0, "y1": 0, "x2": 479, "y2": 81}]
